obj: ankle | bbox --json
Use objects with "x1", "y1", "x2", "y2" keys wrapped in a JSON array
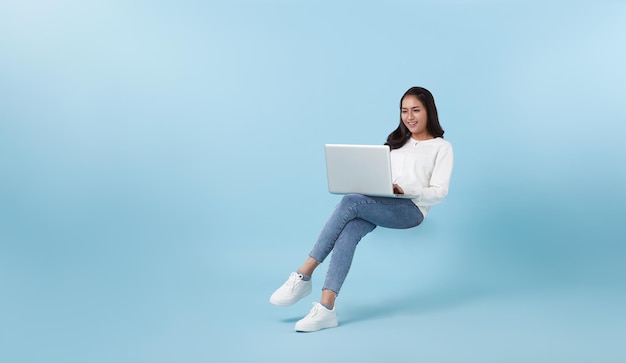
[
  {"x1": 319, "y1": 302, "x2": 333, "y2": 310},
  {"x1": 320, "y1": 289, "x2": 337, "y2": 309},
  {"x1": 298, "y1": 257, "x2": 320, "y2": 276},
  {"x1": 296, "y1": 270, "x2": 312, "y2": 281}
]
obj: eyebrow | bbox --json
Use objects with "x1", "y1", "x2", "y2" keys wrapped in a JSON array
[{"x1": 401, "y1": 106, "x2": 421, "y2": 110}]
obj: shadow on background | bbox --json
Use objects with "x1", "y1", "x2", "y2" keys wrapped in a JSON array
[{"x1": 336, "y1": 283, "x2": 495, "y2": 326}]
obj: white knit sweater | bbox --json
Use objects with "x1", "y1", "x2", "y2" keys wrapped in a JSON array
[{"x1": 390, "y1": 137, "x2": 454, "y2": 217}]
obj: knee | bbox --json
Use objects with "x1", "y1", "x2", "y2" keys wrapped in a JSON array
[
  {"x1": 340, "y1": 194, "x2": 367, "y2": 206},
  {"x1": 335, "y1": 194, "x2": 368, "y2": 215}
]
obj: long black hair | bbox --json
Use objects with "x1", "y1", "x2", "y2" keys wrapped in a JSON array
[{"x1": 385, "y1": 86, "x2": 445, "y2": 150}]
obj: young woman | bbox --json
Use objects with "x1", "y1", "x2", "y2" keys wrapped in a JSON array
[{"x1": 269, "y1": 86, "x2": 454, "y2": 332}]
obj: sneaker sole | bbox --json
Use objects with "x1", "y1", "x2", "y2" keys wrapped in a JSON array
[{"x1": 295, "y1": 321, "x2": 339, "y2": 332}]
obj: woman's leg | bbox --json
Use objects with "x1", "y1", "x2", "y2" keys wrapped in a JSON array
[
  {"x1": 297, "y1": 257, "x2": 320, "y2": 276},
  {"x1": 309, "y1": 194, "x2": 422, "y2": 263},
  {"x1": 321, "y1": 218, "x2": 375, "y2": 306},
  {"x1": 307, "y1": 194, "x2": 423, "y2": 301}
]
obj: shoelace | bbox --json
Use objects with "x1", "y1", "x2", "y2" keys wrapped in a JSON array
[
  {"x1": 285, "y1": 273, "x2": 303, "y2": 292},
  {"x1": 306, "y1": 303, "x2": 321, "y2": 318}
]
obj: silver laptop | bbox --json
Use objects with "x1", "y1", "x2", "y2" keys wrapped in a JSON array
[{"x1": 324, "y1": 144, "x2": 416, "y2": 198}]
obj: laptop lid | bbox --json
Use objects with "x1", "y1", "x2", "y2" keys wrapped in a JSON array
[{"x1": 324, "y1": 144, "x2": 415, "y2": 198}]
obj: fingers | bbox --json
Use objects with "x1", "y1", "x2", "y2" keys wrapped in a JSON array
[{"x1": 393, "y1": 184, "x2": 404, "y2": 194}]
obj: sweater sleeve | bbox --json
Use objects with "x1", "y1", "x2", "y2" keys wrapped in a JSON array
[{"x1": 411, "y1": 142, "x2": 454, "y2": 206}]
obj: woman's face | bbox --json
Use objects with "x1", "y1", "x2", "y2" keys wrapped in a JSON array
[{"x1": 401, "y1": 95, "x2": 431, "y2": 139}]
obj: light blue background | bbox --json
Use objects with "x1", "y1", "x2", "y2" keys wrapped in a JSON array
[{"x1": 1, "y1": 1, "x2": 625, "y2": 362}]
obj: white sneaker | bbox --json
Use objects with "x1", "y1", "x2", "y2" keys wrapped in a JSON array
[
  {"x1": 269, "y1": 272, "x2": 312, "y2": 306},
  {"x1": 295, "y1": 302, "x2": 338, "y2": 332}
]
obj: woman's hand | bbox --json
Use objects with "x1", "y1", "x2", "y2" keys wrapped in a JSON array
[{"x1": 393, "y1": 184, "x2": 404, "y2": 195}]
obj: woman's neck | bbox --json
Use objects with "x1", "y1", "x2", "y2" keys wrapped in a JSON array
[{"x1": 411, "y1": 133, "x2": 434, "y2": 141}]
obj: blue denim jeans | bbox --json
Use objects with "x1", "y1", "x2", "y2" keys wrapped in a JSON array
[{"x1": 309, "y1": 194, "x2": 424, "y2": 295}]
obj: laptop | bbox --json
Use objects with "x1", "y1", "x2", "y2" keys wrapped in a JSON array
[{"x1": 324, "y1": 144, "x2": 417, "y2": 198}]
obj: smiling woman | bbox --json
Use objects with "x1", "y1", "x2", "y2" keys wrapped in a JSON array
[
  {"x1": 386, "y1": 87, "x2": 445, "y2": 147},
  {"x1": 401, "y1": 90, "x2": 438, "y2": 141},
  {"x1": 401, "y1": 96, "x2": 429, "y2": 139},
  {"x1": 269, "y1": 86, "x2": 454, "y2": 332}
]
